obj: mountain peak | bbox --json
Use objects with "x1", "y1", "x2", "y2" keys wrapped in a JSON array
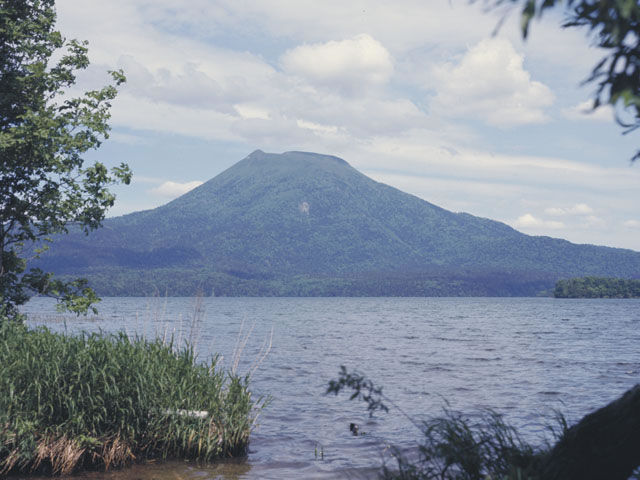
[
  {"x1": 244, "y1": 149, "x2": 350, "y2": 167},
  {"x1": 222, "y1": 150, "x2": 358, "y2": 185},
  {"x1": 38, "y1": 150, "x2": 640, "y2": 296},
  {"x1": 282, "y1": 150, "x2": 350, "y2": 166}
]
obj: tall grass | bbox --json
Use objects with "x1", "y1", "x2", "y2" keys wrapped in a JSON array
[
  {"x1": 0, "y1": 321, "x2": 263, "y2": 476},
  {"x1": 380, "y1": 410, "x2": 540, "y2": 480}
]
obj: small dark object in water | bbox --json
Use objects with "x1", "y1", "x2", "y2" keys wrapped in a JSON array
[{"x1": 350, "y1": 423, "x2": 359, "y2": 436}]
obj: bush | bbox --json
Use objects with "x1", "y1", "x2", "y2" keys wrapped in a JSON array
[
  {"x1": 329, "y1": 367, "x2": 640, "y2": 480},
  {"x1": 0, "y1": 321, "x2": 262, "y2": 475},
  {"x1": 380, "y1": 410, "x2": 540, "y2": 480},
  {"x1": 329, "y1": 367, "x2": 542, "y2": 480}
]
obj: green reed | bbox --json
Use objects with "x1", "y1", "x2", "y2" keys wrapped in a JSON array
[
  {"x1": 0, "y1": 321, "x2": 262, "y2": 475},
  {"x1": 329, "y1": 367, "x2": 542, "y2": 480},
  {"x1": 379, "y1": 410, "x2": 540, "y2": 480}
]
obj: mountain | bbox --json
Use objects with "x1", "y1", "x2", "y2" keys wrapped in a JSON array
[{"x1": 37, "y1": 150, "x2": 640, "y2": 296}]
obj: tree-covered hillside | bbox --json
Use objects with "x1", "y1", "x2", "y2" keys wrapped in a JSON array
[
  {"x1": 554, "y1": 277, "x2": 640, "y2": 298},
  {"x1": 37, "y1": 150, "x2": 640, "y2": 296}
]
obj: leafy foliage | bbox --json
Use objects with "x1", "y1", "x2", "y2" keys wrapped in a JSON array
[
  {"x1": 554, "y1": 276, "x2": 640, "y2": 298},
  {"x1": 0, "y1": 0, "x2": 131, "y2": 318},
  {"x1": 494, "y1": 0, "x2": 640, "y2": 160},
  {"x1": 327, "y1": 366, "x2": 389, "y2": 416},
  {"x1": 380, "y1": 411, "x2": 540, "y2": 480},
  {"x1": 328, "y1": 367, "x2": 541, "y2": 480}
]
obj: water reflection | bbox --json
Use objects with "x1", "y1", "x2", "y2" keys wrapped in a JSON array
[{"x1": 11, "y1": 460, "x2": 251, "y2": 480}]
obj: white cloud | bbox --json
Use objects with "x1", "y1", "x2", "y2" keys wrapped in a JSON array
[
  {"x1": 544, "y1": 203, "x2": 594, "y2": 216},
  {"x1": 624, "y1": 220, "x2": 640, "y2": 229},
  {"x1": 514, "y1": 213, "x2": 539, "y2": 227},
  {"x1": 280, "y1": 34, "x2": 393, "y2": 93},
  {"x1": 544, "y1": 207, "x2": 568, "y2": 216},
  {"x1": 131, "y1": 176, "x2": 165, "y2": 184},
  {"x1": 562, "y1": 100, "x2": 614, "y2": 122},
  {"x1": 111, "y1": 94, "x2": 242, "y2": 141},
  {"x1": 150, "y1": 180, "x2": 204, "y2": 197},
  {"x1": 571, "y1": 203, "x2": 594, "y2": 215},
  {"x1": 513, "y1": 213, "x2": 564, "y2": 230},
  {"x1": 234, "y1": 104, "x2": 271, "y2": 120},
  {"x1": 432, "y1": 38, "x2": 554, "y2": 127},
  {"x1": 115, "y1": 54, "x2": 273, "y2": 114},
  {"x1": 52, "y1": 0, "x2": 640, "y2": 250},
  {"x1": 582, "y1": 215, "x2": 606, "y2": 228},
  {"x1": 353, "y1": 134, "x2": 640, "y2": 192},
  {"x1": 296, "y1": 119, "x2": 340, "y2": 135},
  {"x1": 230, "y1": 115, "x2": 313, "y2": 147},
  {"x1": 207, "y1": 1, "x2": 497, "y2": 52}
]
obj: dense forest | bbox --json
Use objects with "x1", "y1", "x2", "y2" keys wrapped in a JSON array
[
  {"x1": 38, "y1": 151, "x2": 640, "y2": 297},
  {"x1": 554, "y1": 277, "x2": 640, "y2": 298},
  {"x1": 61, "y1": 267, "x2": 555, "y2": 297}
]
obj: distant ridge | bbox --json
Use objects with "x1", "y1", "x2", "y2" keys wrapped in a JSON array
[{"x1": 38, "y1": 150, "x2": 640, "y2": 296}]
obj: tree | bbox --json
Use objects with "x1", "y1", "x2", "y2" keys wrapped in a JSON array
[
  {"x1": 504, "y1": 3, "x2": 640, "y2": 477},
  {"x1": 491, "y1": 0, "x2": 640, "y2": 161},
  {"x1": 0, "y1": 0, "x2": 131, "y2": 319}
]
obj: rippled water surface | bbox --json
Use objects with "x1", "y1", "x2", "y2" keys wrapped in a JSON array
[{"x1": 21, "y1": 297, "x2": 640, "y2": 479}]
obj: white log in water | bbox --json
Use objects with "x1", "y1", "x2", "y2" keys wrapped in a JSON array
[{"x1": 163, "y1": 409, "x2": 208, "y2": 419}]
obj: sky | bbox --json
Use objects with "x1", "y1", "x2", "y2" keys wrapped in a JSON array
[{"x1": 55, "y1": 0, "x2": 640, "y2": 251}]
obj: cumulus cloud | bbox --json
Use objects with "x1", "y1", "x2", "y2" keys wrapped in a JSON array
[
  {"x1": 582, "y1": 215, "x2": 606, "y2": 228},
  {"x1": 150, "y1": 180, "x2": 203, "y2": 197},
  {"x1": 576, "y1": 204, "x2": 596, "y2": 215},
  {"x1": 562, "y1": 100, "x2": 614, "y2": 122},
  {"x1": 116, "y1": 55, "x2": 264, "y2": 113},
  {"x1": 544, "y1": 203, "x2": 594, "y2": 216},
  {"x1": 234, "y1": 104, "x2": 271, "y2": 120},
  {"x1": 297, "y1": 119, "x2": 340, "y2": 135},
  {"x1": 513, "y1": 214, "x2": 564, "y2": 230},
  {"x1": 624, "y1": 220, "x2": 640, "y2": 228},
  {"x1": 432, "y1": 38, "x2": 554, "y2": 127},
  {"x1": 280, "y1": 34, "x2": 393, "y2": 93},
  {"x1": 52, "y1": 0, "x2": 640, "y2": 250},
  {"x1": 111, "y1": 94, "x2": 242, "y2": 141}
]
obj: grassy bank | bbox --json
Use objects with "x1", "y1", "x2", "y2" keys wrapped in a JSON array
[{"x1": 0, "y1": 321, "x2": 262, "y2": 475}]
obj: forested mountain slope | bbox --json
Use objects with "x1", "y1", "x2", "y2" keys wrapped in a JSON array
[{"x1": 38, "y1": 150, "x2": 640, "y2": 296}]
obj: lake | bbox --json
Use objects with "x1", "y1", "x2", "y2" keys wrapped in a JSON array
[{"x1": 20, "y1": 297, "x2": 640, "y2": 479}]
